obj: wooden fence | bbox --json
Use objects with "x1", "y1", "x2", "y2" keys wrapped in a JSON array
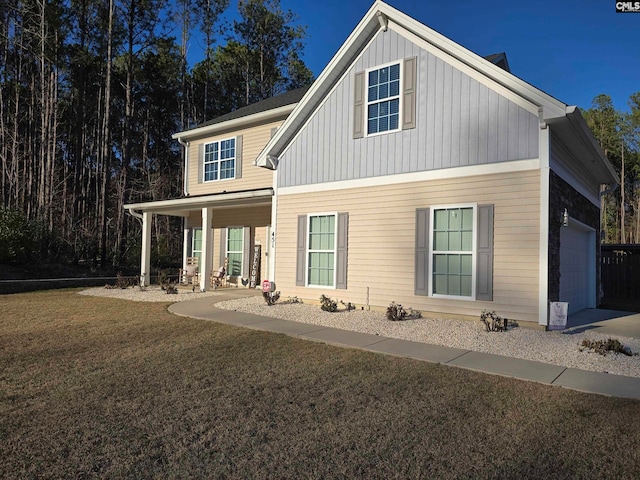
[{"x1": 601, "y1": 244, "x2": 640, "y2": 311}]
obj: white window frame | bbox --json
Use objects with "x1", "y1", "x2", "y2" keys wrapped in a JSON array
[
  {"x1": 226, "y1": 226, "x2": 244, "y2": 277},
  {"x1": 203, "y1": 137, "x2": 236, "y2": 182},
  {"x1": 429, "y1": 203, "x2": 477, "y2": 300},
  {"x1": 191, "y1": 227, "x2": 202, "y2": 267},
  {"x1": 365, "y1": 60, "x2": 402, "y2": 137},
  {"x1": 306, "y1": 212, "x2": 338, "y2": 288}
]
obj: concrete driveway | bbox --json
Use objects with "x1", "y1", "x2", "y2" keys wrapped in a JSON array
[{"x1": 567, "y1": 309, "x2": 640, "y2": 339}]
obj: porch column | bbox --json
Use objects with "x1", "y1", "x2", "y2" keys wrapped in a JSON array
[
  {"x1": 182, "y1": 220, "x2": 189, "y2": 268},
  {"x1": 200, "y1": 207, "x2": 213, "y2": 291},
  {"x1": 141, "y1": 211, "x2": 152, "y2": 286}
]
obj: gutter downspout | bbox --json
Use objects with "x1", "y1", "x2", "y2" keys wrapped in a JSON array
[
  {"x1": 177, "y1": 138, "x2": 190, "y2": 274},
  {"x1": 177, "y1": 137, "x2": 190, "y2": 196},
  {"x1": 126, "y1": 208, "x2": 151, "y2": 286},
  {"x1": 126, "y1": 207, "x2": 143, "y2": 224}
]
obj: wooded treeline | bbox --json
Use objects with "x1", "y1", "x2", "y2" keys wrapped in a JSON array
[
  {"x1": 0, "y1": 0, "x2": 312, "y2": 268},
  {"x1": 1, "y1": 0, "x2": 639, "y2": 272},
  {"x1": 583, "y1": 93, "x2": 640, "y2": 244}
]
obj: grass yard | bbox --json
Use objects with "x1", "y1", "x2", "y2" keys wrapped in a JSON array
[{"x1": 1, "y1": 290, "x2": 639, "y2": 479}]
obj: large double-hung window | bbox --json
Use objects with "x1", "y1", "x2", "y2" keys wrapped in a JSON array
[
  {"x1": 416, "y1": 204, "x2": 493, "y2": 300},
  {"x1": 226, "y1": 227, "x2": 244, "y2": 276},
  {"x1": 307, "y1": 214, "x2": 336, "y2": 287},
  {"x1": 204, "y1": 138, "x2": 236, "y2": 182},
  {"x1": 431, "y1": 206, "x2": 475, "y2": 298},
  {"x1": 367, "y1": 62, "x2": 401, "y2": 135}
]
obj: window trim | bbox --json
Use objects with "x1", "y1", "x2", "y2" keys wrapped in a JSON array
[
  {"x1": 226, "y1": 226, "x2": 244, "y2": 277},
  {"x1": 203, "y1": 137, "x2": 236, "y2": 183},
  {"x1": 365, "y1": 60, "x2": 403, "y2": 138},
  {"x1": 305, "y1": 212, "x2": 338, "y2": 289},
  {"x1": 428, "y1": 203, "x2": 478, "y2": 300},
  {"x1": 191, "y1": 227, "x2": 202, "y2": 268}
]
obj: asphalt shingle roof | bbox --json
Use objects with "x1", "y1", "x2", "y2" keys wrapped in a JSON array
[{"x1": 195, "y1": 86, "x2": 311, "y2": 129}]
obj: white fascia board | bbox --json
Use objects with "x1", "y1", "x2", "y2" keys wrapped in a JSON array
[
  {"x1": 124, "y1": 188, "x2": 274, "y2": 214},
  {"x1": 378, "y1": 2, "x2": 568, "y2": 120},
  {"x1": 172, "y1": 104, "x2": 296, "y2": 142},
  {"x1": 387, "y1": 21, "x2": 539, "y2": 116},
  {"x1": 257, "y1": 0, "x2": 570, "y2": 169},
  {"x1": 564, "y1": 106, "x2": 619, "y2": 184},
  {"x1": 255, "y1": 1, "x2": 384, "y2": 168}
]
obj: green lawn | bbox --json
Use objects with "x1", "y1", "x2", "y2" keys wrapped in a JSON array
[{"x1": 1, "y1": 290, "x2": 639, "y2": 479}]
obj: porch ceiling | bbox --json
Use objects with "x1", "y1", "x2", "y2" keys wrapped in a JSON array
[{"x1": 124, "y1": 188, "x2": 273, "y2": 217}]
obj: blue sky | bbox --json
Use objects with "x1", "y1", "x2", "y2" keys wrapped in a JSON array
[{"x1": 210, "y1": 0, "x2": 638, "y2": 113}]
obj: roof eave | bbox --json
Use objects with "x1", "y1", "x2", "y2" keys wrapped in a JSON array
[
  {"x1": 124, "y1": 188, "x2": 274, "y2": 216},
  {"x1": 255, "y1": 1, "x2": 383, "y2": 168},
  {"x1": 548, "y1": 107, "x2": 620, "y2": 185},
  {"x1": 172, "y1": 104, "x2": 297, "y2": 142},
  {"x1": 256, "y1": 0, "x2": 571, "y2": 168}
]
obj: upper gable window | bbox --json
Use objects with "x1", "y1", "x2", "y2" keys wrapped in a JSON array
[
  {"x1": 367, "y1": 63, "x2": 401, "y2": 135},
  {"x1": 204, "y1": 138, "x2": 236, "y2": 182}
]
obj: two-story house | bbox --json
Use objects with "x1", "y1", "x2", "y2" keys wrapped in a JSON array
[
  {"x1": 127, "y1": 0, "x2": 617, "y2": 326},
  {"x1": 125, "y1": 87, "x2": 308, "y2": 291}
]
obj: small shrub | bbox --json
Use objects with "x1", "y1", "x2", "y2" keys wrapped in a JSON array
[
  {"x1": 340, "y1": 300, "x2": 356, "y2": 312},
  {"x1": 580, "y1": 338, "x2": 633, "y2": 356},
  {"x1": 320, "y1": 295, "x2": 338, "y2": 312},
  {"x1": 386, "y1": 302, "x2": 422, "y2": 321},
  {"x1": 481, "y1": 310, "x2": 508, "y2": 332},
  {"x1": 282, "y1": 296, "x2": 303, "y2": 304},
  {"x1": 105, "y1": 272, "x2": 135, "y2": 289},
  {"x1": 263, "y1": 291, "x2": 281, "y2": 306}
]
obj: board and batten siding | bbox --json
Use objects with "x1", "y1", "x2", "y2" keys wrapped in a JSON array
[
  {"x1": 275, "y1": 170, "x2": 541, "y2": 323},
  {"x1": 187, "y1": 121, "x2": 281, "y2": 196},
  {"x1": 278, "y1": 28, "x2": 539, "y2": 188}
]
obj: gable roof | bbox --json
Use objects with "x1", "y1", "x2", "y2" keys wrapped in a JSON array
[
  {"x1": 484, "y1": 52, "x2": 511, "y2": 72},
  {"x1": 255, "y1": 0, "x2": 617, "y2": 185}
]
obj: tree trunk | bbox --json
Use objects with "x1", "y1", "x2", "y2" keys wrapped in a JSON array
[{"x1": 620, "y1": 140, "x2": 625, "y2": 244}]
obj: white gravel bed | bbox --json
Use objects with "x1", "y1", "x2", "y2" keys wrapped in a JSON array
[
  {"x1": 79, "y1": 286, "x2": 224, "y2": 302},
  {"x1": 215, "y1": 296, "x2": 640, "y2": 378}
]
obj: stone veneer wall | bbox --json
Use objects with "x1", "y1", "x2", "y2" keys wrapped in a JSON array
[{"x1": 548, "y1": 170, "x2": 600, "y2": 303}]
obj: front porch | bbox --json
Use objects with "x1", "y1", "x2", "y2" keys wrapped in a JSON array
[{"x1": 125, "y1": 188, "x2": 273, "y2": 291}]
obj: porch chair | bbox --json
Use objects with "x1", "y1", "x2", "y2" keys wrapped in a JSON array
[
  {"x1": 210, "y1": 257, "x2": 229, "y2": 289},
  {"x1": 179, "y1": 256, "x2": 199, "y2": 285}
]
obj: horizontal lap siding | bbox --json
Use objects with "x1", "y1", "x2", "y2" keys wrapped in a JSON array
[
  {"x1": 278, "y1": 29, "x2": 539, "y2": 188},
  {"x1": 187, "y1": 121, "x2": 280, "y2": 196},
  {"x1": 275, "y1": 170, "x2": 540, "y2": 322},
  {"x1": 187, "y1": 206, "x2": 271, "y2": 280}
]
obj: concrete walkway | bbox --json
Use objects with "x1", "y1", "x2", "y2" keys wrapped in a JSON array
[{"x1": 169, "y1": 291, "x2": 640, "y2": 401}]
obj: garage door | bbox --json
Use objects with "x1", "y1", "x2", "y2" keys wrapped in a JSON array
[{"x1": 559, "y1": 225, "x2": 592, "y2": 314}]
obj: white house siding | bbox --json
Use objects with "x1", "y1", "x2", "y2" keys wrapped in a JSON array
[
  {"x1": 187, "y1": 120, "x2": 282, "y2": 196},
  {"x1": 274, "y1": 169, "x2": 541, "y2": 323},
  {"x1": 278, "y1": 28, "x2": 539, "y2": 188}
]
